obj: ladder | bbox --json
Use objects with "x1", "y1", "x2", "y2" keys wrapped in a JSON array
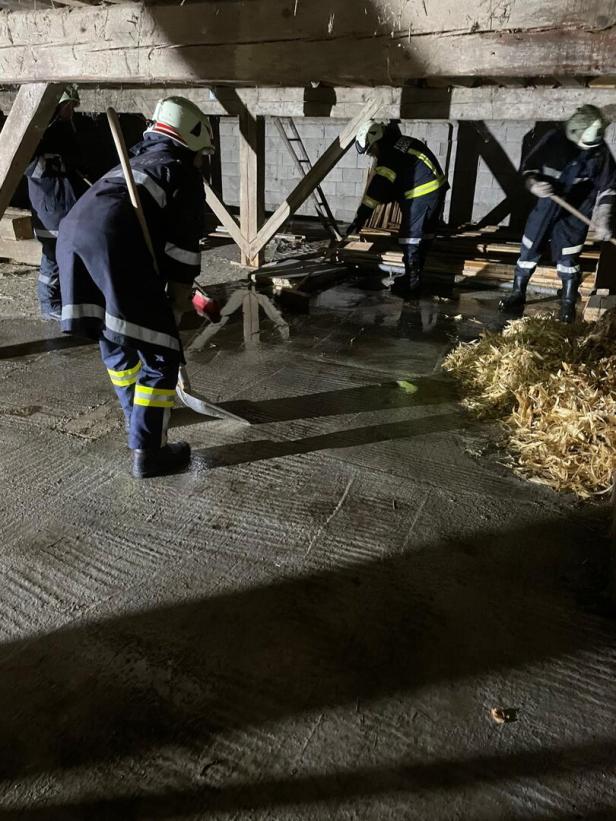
[{"x1": 273, "y1": 117, "x2": 342, "y2": 241}]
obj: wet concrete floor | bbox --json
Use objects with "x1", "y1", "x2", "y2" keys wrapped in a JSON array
[{"x1": 0, "y1": 259, "x2": 615, "y2": 820}]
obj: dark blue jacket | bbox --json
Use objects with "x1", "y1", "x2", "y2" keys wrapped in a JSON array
[
  {"x1": 25, "y1": 118, "x2": 89, "y2": 237},
  {"x1": 57, "y1": 133, "x2": 205, "y2": 353}
]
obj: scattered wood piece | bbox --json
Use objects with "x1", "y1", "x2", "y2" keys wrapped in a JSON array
[
  {"x1": 490, "y1": 707, "x2": 519, "y2": 724},
  {"x1": 0, "y1": 208, "x2": 33, "y2": 241},
  {"x1": 0, "y1": 238, "x2": 41, "y2": 266}
]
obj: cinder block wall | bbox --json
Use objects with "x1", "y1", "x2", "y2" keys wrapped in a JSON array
[{"x1": 218, "y1": 118, "x2": 616, "y2": 228}]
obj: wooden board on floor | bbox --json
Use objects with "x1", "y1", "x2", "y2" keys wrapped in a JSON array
[
  {"x1": 0, "y1": 208, "x2": 33, "y2": 241},
  {"x1": 0, "y1": 238, "x2": 41, "y2": 266}
]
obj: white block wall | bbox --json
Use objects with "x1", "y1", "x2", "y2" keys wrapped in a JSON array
[{"x1": 218, "y1": 118, "x2": 616, "y2": 227}]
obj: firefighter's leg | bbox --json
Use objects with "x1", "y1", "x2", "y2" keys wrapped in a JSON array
[
  {"x1": 552, "y1": 220, "x2": 585, "y2": 323},
  {"x1": 36, "y1": 236, "x2": 61, "y2": 319},
  {"x1": 99, "y1": 337, "x2": 141, "y2": 434},
  {"x1": 130, "y1": 346, "x2": 190, "y2": 479},
  {"x1": 389, "y1": 200, "x2": 430, "y2": 296},
  {"x1": 499, "y1": 230, "x2": 542, "y2": 313}
]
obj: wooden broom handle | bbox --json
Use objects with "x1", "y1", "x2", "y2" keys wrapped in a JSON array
[{"x1": 549, "y1": 193, "x2": 616, "y2": 248}]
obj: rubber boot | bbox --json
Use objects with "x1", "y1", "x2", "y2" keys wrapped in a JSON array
[
  {"x1": 499, "y1": 274, "x2": 529, "y2": 313},
  {"x1": 559, "y1": 278, "x2": 579, "y2": 324},
  {"x1": 132, "y1": 441, "x2": 191, "y2": 479},
  {"x1": 391, "y1": 249, "x2": 422, "y2": 297}
]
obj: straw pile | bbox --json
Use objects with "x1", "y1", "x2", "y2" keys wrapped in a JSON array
[{"x1": 443, "y1": 310, "x2": 616, "y2": 497}]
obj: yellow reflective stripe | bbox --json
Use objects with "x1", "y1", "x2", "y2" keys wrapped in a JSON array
[
  {"x1": 134, "y1": 396, "x2": 175, "y2": 408},
  {"x1": 375, "y1": 165, "x2": 397, "y2": 183},
  {"x1": 407, "y1": 148, "x2": 438, "y2": 176},
  {"x1": 362, "y1": 195, "x2": 380, "y2": 209},
  {"x1": 110, "y1": 375, "x2": 138, "y2": 387},
  {"x1": 107, "y1": 362, "x2": 141, "y2": 379},
  {"x1": 404, "y1": 176, "x2": 446, "y2": 199},
  {"x1": 135, "y1": 386, "x2": 176, "y2": 397}
]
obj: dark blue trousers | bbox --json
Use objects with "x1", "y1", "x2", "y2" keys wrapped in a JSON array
[
  {"x1": 36, "y1": 236, "x2": 61, "y2": 310},
  {"x1": 99, "y1": 336, "x2": 180, "y2": 450}
]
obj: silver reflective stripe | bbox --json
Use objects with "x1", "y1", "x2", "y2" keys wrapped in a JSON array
[
  {"x1": 104, "y1": 169, "x2": 167, "y2": 208},
  {"x1": 398, "y1": 237, "x2": 422, "y2": 245},
  {"x1": 34, "y1": 228, "x2": 58, "y2": 239},
  {"x1": 31, "y1": 157, "x2": 46, "y2": 180},
  {"x1": 62, "y1": 303, "x2": 105, "y2": 321},
  {"x1": 522, "y1": 235, "x2": 533, "y2": 249},
  {"x1": 516, "y1": 259, "x2": 537, "y2": 270},
  {"x1": 38, "y1": 274, "x2": 53, "y2": 285},
  {"x1": 543, "y1": 166, "x2": 562, "y2": 179},
  {"x1": 105, "y1": 312, "x2": 180, "y2": 351},
  {"x1": 557, "y1": 264, "x2": 581, "y2": 274},
  {"x1": 164, "y1": 242, "x2": 201, "y2": 265},
  {"x1": 561, "y1": 244, "x2": 584, "y2": 256},
  {"x1": 573, "y1": 177, "x2": 590, "y2": 183},
  {"x1": 597, "y1": 188, "x2": 616, "y2": 202}
]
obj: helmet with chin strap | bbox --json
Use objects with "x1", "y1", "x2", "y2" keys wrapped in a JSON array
[{"x1": 565, "y1": 105, "x2": 608, "y2": 150}]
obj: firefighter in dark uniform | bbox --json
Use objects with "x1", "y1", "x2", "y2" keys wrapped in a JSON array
[
  {"x1": 25, "y1": 85, "x2": 89, "y2": 321},
  {"x1": 500, "y1": 105, "x2": 616, "y2": 323},
  {"x1": 347, "y1": 120, "x2": 449, "y2": 295},
  {"x1": 57, "y1": 97, "x2": 213, "y2": 478}
]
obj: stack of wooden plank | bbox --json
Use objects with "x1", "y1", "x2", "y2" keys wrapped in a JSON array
[
  {"x1": 342, "y1": 226, "x2": 599, "y2": 297},
  {"x1": 0, "y1": 208, "x2": 41, "y2": 266}
]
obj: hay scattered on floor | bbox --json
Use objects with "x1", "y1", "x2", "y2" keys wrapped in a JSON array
[{"x1": 443, "y1": 310, "x2": 616, "y2": 498}]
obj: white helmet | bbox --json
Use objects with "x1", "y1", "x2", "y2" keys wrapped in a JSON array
[
  {"x1": 147, "y1": 96, "x2": 215, "y2": 154},
  {"x1": 59, "y1": 84, "x2": 80, "y2": 106},
  {"x1": 565, "y1": 105, "x2": 608, "y2": 150},
  {"x1": 355, "y1": 120, "x2": 386, "y2": 154}
]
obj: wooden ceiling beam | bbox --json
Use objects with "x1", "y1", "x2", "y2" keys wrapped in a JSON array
[{"x1": 0, "y1": 1, "x2": 614, "y2": 85}]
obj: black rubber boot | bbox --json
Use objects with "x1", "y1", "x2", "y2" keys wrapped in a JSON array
[
  {"x1": 499, "y1": 274, "x2": 529, "y2": 313},
  {"x1": 132, "y1": 441, "x2": 191, "y2": 479},
  {"x1": 559, "y1": 278, "x2": 579, "y2": 324},
  {"x1": 391, "y1": 249, "x2": 422, "y2": 297}
]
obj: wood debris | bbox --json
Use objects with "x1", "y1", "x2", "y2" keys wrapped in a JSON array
[{"x1": 443, "y1": 310, "x2": 616, "y2": 498}]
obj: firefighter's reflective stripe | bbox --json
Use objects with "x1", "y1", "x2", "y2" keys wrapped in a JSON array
[
  {"x1": 516, "y1": 259, "x2": 537, "y2": 269},
  {"x1": 38, "y1": 273, "x2": 54, "y2": 285},
  {"x1": 557, "y1": 263, "x2": 581, "y2": 275},
  {"x1": 362, "y1": 195, "x2": 380, "y2": 209},
  {"x1": 404, "y1": 176, "x2": 446, "y2": 200},
  {"x1": 105, "y1": 169, "x2": 167, "y2": 208},
  {"x1": 34, "y1": 228, "x2": 59, "y2": 239},
  {"x1": 597, "y1": 188, "x2": 616, "y2": 202},
  {"x1": 562, "y1": 244, "x2": 584, "y2": 255},
  {"x1": 522, "y1": 235, "x2": 533, "y2": 249},
  {"x1": 164, "y1": 242, "x2": 201, "y2": 265},
  {"x1": 398, "y1": 237, "x2": 422, "y2": 245},
  {"x1": 107, "y1": 362, "x2": 141, "y2": 387},
  {"x1": 61, "y1": 304, "x2": 180, "y2": 351},
  {"x1": 134, "y1": 385, "x2": 176, "y2": 408},
  {"x1": 375, "y1": 166, "x2": 397, "y2": 183},
  {"x1": 62, "y1": 303, "x2": 105, "y2": 321},
  {"x1": 543, "y1": 166, "x2": 562, "y2": 179},
  {"x1": 406, "y1": 148, "x2": 441, "y2": 176}
]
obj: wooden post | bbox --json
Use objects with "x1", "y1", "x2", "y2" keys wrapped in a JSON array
[
  {"x1": 248, "y1": 95, "x2": 382, "y2": 260},
  {"x1": 0, "y1": 83, "x2": 64, "y2": 219},
  {"x1": 239, "y1": 111, "x2": 265, "y2": 268}
]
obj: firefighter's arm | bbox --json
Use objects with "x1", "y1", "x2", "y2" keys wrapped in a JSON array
[
  {"x1": 593, "y1": 152, "x2": 616, "y2": 241},
  {"x1": 347, "y1": 169, "x2": 395, "y2": 234},
  {"x1": 164, "y1": 171, "x2": 205, "y2": 318}
]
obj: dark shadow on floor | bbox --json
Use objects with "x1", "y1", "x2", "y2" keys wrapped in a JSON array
[
  {"x1": 0, "y1": 336, "x2": 96, "y2": 360},
  {"x1": 194, "y1": 411, "x2": 463, "y2": 468},
  {"x1": 0, "y1": 513, "x2": 611, "y2": 800},
  {"x1": 172, "y1": 377, "x2": 457, "y2": 428},
  {"x1": 0, "y1": 739, "x2": 613, "y2": 820}
]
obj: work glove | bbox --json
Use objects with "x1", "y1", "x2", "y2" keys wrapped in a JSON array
[
  {"x1": 593, "y1": 203, "x2": 613, "y2": 241},
  {"x1": 525, "y1": 174, "x2": 554, "y2": 199},
  {"x1": 167, "y1": 280, "x2": 194, "y2": 325}
]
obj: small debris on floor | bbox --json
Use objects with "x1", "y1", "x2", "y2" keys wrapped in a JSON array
[{"x1": 490, "y1": 707, "x2": 519, "y2": 724}]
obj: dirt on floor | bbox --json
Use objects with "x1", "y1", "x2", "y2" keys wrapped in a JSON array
[{"x1": 0, "y1": 249, "x2": 614, "y2": 820}]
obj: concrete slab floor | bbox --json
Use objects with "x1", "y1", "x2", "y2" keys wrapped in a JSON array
[{"x1": 0, "y1": 259, "x2": 615, "y2": 821}]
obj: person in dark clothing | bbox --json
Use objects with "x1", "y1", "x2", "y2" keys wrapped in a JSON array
[
  {"x1": 347, "y1": 120, "x2": 449, "y2": 295},
  {"x1": 499, "y1": 105, "x2": 616, "y2": 323},
  {"x1": 25, "y1": 85, "x2": 89, "y2": 321},
  {"x1": 57, "y1": 97, "x2": 213, "y2": 478}
]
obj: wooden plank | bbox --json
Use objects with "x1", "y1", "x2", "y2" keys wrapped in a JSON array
[
  {"x1": 0, "y1": 2, "x2": 614, "y2": 85},
  {"x1": 0, "y1": 237, "x2": 41, "y2": 265},
  {"x1": 239, "y1": 112, "x2": 265, "y2": 268},
  {"x1": 249, "y1": 96, "x2": 382, "y2": 259},
  {"x1": 0, "y1": 208, "x2": 33, "y2": 241},
  {"x1": 202, "y1": 181, "x2": 251, "y2": 260},
  {"x1": 0, "y1": 83, "x2": 64, "y2": 219}
]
